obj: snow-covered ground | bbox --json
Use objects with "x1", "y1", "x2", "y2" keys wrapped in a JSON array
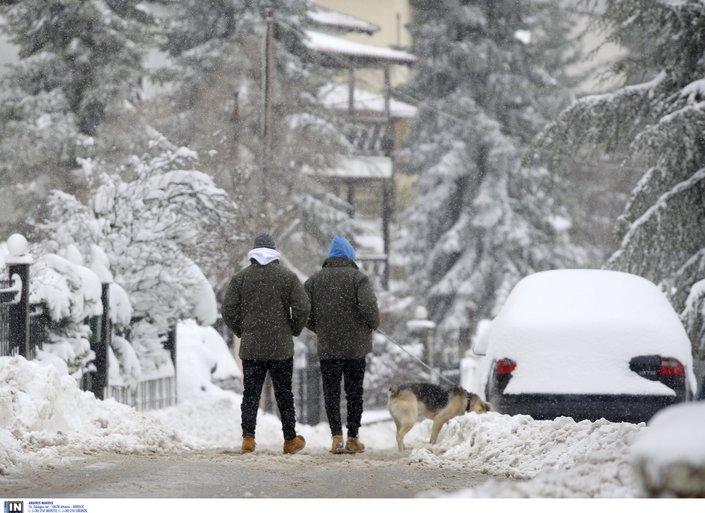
[
  {"x1": 2, "y1": 352, "x2": 640, "y2": 497},
  {"x1": 2, "y1": 323, "x2": 704, "y2": 506}
]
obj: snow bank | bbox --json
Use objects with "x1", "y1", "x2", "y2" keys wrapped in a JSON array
[
  {"x1": 0, "y1": 356, "x2": 192, "y2": 475},
  {"x1": 630, "y1": 401, "x2": 705, "y2": 497},
  {"x1": 176, "y1": 320, "x2": 240, "y2": 400},
  {"x1": 411, "y1": 412, "x2": 642, "y2": 497}
]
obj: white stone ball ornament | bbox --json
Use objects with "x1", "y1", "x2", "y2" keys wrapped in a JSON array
[{"x1": 7, "y1": 233, "x2": 28, "y2": 257}]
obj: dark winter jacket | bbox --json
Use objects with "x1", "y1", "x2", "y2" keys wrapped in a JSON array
[
  {"x1": 304, "y1": 257, "x2": 379, "y2": 359},
  {"x1": 221, "y1": 260, "x2": 310, "y2": 360}
]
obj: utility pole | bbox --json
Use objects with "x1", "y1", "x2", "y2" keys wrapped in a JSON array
[
  {"x1": 230, "y1": 89, "x2": 240, "y2": 193},
  {"x1": 261, "y1": 8, "x2": 274, "y2": 173},
  {"x1": 260, "y1": 11, "x2": 276, "y2": 411},
  {"x1": 259, "y1": 7, "x2": 274, "y2": 222},
  {"x1": 381, "y1": 66, "x2": 394, "y2": 290}
]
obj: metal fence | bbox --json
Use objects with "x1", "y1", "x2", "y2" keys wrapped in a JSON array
[
  {"x1": 106, "y1": 376, "x2": 177, "y2": 411},
  {"x1": 0, "y1": 302, "x2": 46, "y2": 360},
  {"x1": 294, "y1": 365, "x2": 322, "y2": 425}
]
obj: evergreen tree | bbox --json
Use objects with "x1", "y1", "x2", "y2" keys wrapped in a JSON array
[
  {"x1": 401, "y1": 0, "x2": 582, "y2": 355},
  {"x1": 0, "y1": 0, "x2": 150, "y2": 180},
  {"x1": 535, "y1": 0, "x2": 705, "y2": 359},
  {"x1": 0, "y1": 0, "x2": 151, "y2": 228}
]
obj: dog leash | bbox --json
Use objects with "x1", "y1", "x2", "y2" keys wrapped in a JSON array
[{"x1": 376, "y1": 329, "x2": 458, "y2": 387}]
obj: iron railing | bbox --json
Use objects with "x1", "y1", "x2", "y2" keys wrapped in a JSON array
[{"x1": 106, "y1": 376, "x2": 177, "y2": 411}]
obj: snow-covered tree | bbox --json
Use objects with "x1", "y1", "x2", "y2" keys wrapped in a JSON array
[
  {"x1": 35, "y1": 135, "x2": 240, "y2": 378},
  {"x1": 400, "y1": 0, "x2": 583, "y2": 355},
  {"x1": 534, "y1": 0, "x2": 705, "y2": 359},
  {"x1": 0, "y1": 0, "x2": 151, "y2": 230},
  {"x1": 149, "y1": 0, "x2": 355, "y2": 276},
  {"x1": 154, "y1": 0, "x2": 342, "y2": 170}
]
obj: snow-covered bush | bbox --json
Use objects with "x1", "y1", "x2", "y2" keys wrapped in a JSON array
[
  {"x1": 107, "y1": 280, "x2": 141, "y2": 389},
  {"x1": 108, "y1": 334, "x2": 141, "y2": 390},
  {"x1": 29, "y1": 251, "x2": 103, "y2": 381}
]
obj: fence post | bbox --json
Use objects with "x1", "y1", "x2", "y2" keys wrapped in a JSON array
[
  {"x1": 165, "y1": 325, "x2": 177, "y2": 404},
  {"x1": 90, "y1": 282, "x2": 111, "y2": 400},
  {"x1": 6, "y1": 234, "x2": 32, "y2": 358},
  {"x1": 165, "y1": 326, "x2": 177, "y2": 367},
  {"x1": 305, "y1": 353, "x2": 321, "y2": 425}
]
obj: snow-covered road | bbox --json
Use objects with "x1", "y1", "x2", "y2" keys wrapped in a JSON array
[{"x1": 0, "y1": 449, "x2": 494, "y2": 498}]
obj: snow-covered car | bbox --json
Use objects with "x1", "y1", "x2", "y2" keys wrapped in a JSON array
[{"x1": 474, "y1": 269, "x2": 696, "y2": 423}]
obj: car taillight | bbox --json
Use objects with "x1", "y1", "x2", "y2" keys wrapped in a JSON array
[
  {"x1": 495, "y1": 358, "x2": 516, "y2": 375},
  {"x1": 659, "y1": 357, "x2": 685, "y2": 377}
]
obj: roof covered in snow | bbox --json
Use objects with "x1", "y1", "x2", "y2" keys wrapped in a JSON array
[
  {"x1": 307, "y1": 5, "x2": 380, "y2": 35},
  {"x1": 304, "y1": 30, "x2": 416, "y2": 67},
  {"x1": 304, "y1": 155, "x2": 392, "y2": 180},
  {"x1": 319, "y1": 84, "x2": 417, "y2": 118}
]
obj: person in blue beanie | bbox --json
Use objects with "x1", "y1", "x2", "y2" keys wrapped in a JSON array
[{"x1": 304, "y1": 235, "x2": 379, "y2": 453}]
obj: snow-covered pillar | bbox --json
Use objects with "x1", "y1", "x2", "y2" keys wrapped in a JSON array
[{"x1": 5, "y1": 234, "x2": 33, "y2": 358}]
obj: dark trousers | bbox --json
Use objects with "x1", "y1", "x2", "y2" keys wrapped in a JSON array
[
  {"x1": 320, "y1": 358, "x2": 366, "y2": 438},
  {"x1": 241, "y1": 358, "x2": 297, "y2": 440}
]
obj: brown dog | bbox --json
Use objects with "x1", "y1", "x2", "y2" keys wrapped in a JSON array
[{"x1": 387, "y1": 382, "x2": 492, "y2": 451}]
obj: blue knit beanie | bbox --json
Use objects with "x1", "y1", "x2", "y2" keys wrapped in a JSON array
[{"x1": 328, "y1": 235, "x2": 356, "y2": 261}]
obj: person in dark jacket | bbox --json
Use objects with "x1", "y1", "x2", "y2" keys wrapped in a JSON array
[
  {"x1": 304, "y1": 235, "x2": 379, "y2": 454},
  {"x1": 221, "y1": 233, "x2": 310, "y2": 455}
]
